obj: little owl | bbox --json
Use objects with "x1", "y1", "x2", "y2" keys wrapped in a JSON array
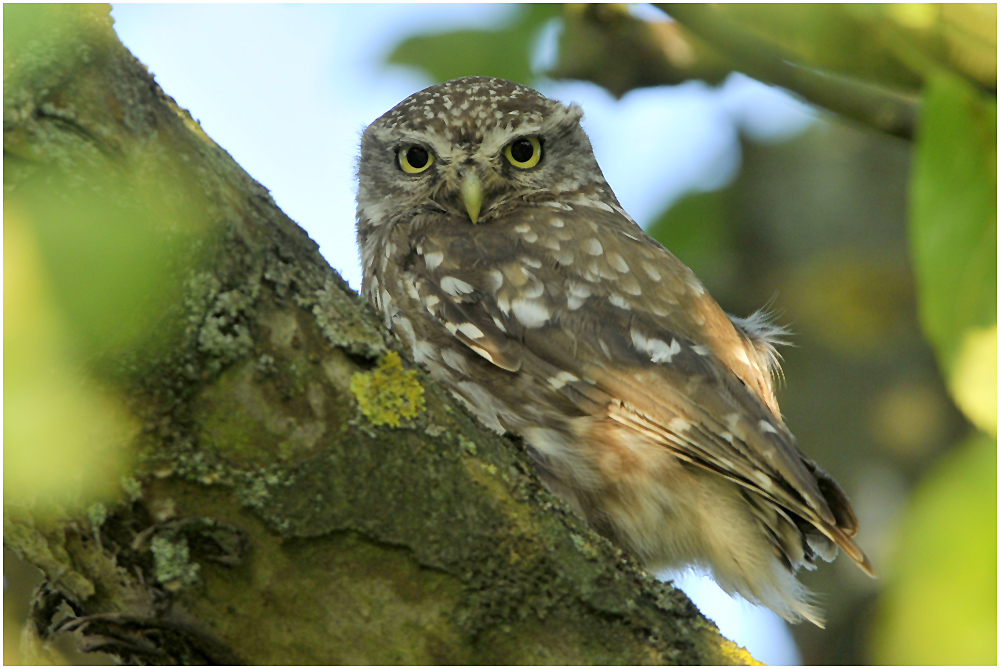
[{"x1": 356, "y1": 76, "x2": 872, "y2": 626}]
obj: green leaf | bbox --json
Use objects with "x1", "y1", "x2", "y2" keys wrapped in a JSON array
[
  {"x1": 872, "y1": 433, "x2": 998, "y2": 665},
  {"x1": 386, "y1": 4, "x2": 561, "y2": 85},
  {"x1": 909, "y1": 73, "x2": 997, "y2": 376}
]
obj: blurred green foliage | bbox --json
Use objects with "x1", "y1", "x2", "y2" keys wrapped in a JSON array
[
  {"x1": 388, "y1": 3, "x2": 996, "y2": 664},
  {"x1": 910, "y1": 73, "x2": 997, "y2": 431},
  {"x1": 872, "y1": 433, "x2": 997, "y2": 665},
  {"x1": 388, "y1": 4, "x2": 561, "y2": 86},
  {"x1": 4, "y1": 4, "x2": 210, "y2": 510}
]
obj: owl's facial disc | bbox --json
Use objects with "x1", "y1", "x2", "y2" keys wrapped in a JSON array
[{"x1": 359, "y1": 76, "x2": 612, "y2": 229}]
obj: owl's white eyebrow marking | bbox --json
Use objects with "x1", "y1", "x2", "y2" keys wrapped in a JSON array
[
  {"x1": 585, "y1": 239, "x2": 603, "y2": 256},
  {"x1": 440, "y1": 276, "x2": 474, "y2": 296},
  {"x1": 423, "y1": 251, "x2": 444, "y2": 270},
  {"x1": 511, "y1": 298, "x2": 550, "y2": 328}
]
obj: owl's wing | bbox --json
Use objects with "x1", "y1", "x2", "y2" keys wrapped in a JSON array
[{"x1": 409, "y1": 212, "x2": 872, "y2": 575}]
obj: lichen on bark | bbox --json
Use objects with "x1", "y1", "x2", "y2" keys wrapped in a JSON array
[{"x1": 350, "y1": 351, "x2": 427, "y2": 427}]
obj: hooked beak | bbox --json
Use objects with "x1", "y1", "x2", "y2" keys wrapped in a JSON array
[{"x1": 460, "y1": 173, "x2": 483, "y2": 224}]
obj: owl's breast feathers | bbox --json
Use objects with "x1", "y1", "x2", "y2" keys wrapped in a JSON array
[{"x1": 374, "y1": 201, "x2": 872, "y2": 578}]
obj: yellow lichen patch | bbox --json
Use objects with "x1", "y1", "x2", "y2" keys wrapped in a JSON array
[{"x1": 350, "y1": 351, "x2": 425, "y2": 428}]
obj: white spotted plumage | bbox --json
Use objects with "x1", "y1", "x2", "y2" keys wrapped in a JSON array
[{"x1": 356, "y1": 76, "x2": 872, "y2": 627}]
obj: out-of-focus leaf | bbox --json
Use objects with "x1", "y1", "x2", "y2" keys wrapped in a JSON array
[
  {"x1": 15, "y1": 159, "x2": 200, "y2": 364},
  {"x1": 3, "y1": 206, "x2": 137, "y2": 507},
  {"x1": 871, "y1": 432, "x2": 997, "y2": 664},
  {"x1": 386, "y1": 4, "x2": 561, "y2": 85},
  {"x1": 949, "y1": 325, "x2": 998, "y2": 437},
  {"x1": 936, "y1": 4, "x2": 997, "y2": 91},
  {"x1": 646, "y1": 188, "x2": 736, "y2": 290},
  {"x1": 3, "y1": 3, "x2": 213, "y2": 507},
  {"x1": 909, "y1": 72, "x2": 997, "y2": 390},
  {"x1": 874, "y1": 4, "x2": 997, "y2": 92}
]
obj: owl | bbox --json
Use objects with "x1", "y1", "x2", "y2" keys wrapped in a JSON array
[{"x1": 356, "y1": 76, "x2": 872, "y2": 626}]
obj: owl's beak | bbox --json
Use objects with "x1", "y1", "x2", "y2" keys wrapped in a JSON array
[{"x1": 460, "y1": 173, "x2": 484, "y2": 224}]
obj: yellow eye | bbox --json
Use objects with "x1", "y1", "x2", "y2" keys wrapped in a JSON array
[
  {"x1": 398, "y1": 145, "x2": 434, "y2": 174},
  {"x1": 504, "y1": 136, "x2": 542, "y2": 169}
]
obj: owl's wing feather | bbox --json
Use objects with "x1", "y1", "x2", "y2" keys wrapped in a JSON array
[{"x1": 412, "y1": 209, "x2": 871, "y2": 575}]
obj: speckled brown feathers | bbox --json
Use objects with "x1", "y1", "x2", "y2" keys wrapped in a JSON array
[{"x1": 356, "y1": 76, "x2": 872, "y2": 626}]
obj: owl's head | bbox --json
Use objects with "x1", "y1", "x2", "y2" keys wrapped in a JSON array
[{"x1": 356, "y1": 77, "x2": 613, "y2": 231}]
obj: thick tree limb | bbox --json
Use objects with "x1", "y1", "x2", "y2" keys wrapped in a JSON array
[{"x1": 3, "y1": 5, "x2": 755, "y2": 664}]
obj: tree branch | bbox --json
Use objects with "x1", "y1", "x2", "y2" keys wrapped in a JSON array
[
  {"x1": 658, "y1": 4, "x2": 919, "y2": 140},
  {"x1": 4, "y1": 5, "x2": 755, "y2": 664}
]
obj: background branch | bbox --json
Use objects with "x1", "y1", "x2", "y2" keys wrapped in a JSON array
[{"x1": 658, "y1": 4, "x2": 919, "y2": 140}]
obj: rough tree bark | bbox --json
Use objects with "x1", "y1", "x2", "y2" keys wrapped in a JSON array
[{"x1": 3, "y1": 6, "x2": 755, "y2": 665}]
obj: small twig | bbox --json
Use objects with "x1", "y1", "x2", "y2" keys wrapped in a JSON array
[{"x1": 658, "y1": 3, "x2": 919, "y2": 140}]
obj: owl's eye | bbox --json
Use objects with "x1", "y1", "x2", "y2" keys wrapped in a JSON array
[
  {"x1": 504, "y1": 136, "x2": 542, "y2": 169},
  {"x1": 398, "y1": 145, "x2": 434, "y2": 174}
]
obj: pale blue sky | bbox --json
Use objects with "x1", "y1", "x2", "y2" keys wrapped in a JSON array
[{"x1": 110, "y1": 4, "x2": 816, "y2": 663}]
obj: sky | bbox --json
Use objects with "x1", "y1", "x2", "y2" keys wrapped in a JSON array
[{"x1": 110, "y1": 4, "x2": 817, "y2": 663}]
